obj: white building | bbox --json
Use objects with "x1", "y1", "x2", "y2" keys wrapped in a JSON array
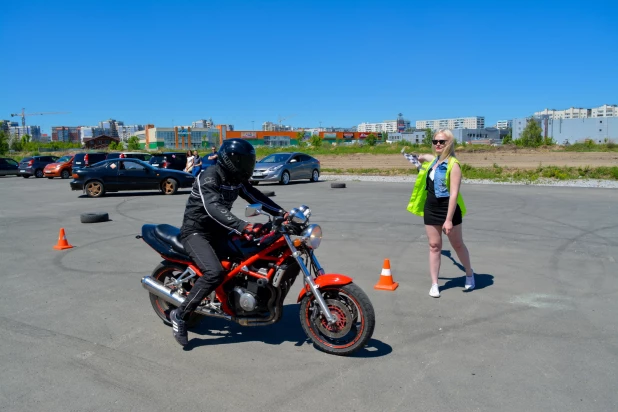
[
  {"x1": 416, "y1": 116, "x2": 484, "y2": 130},
  {"x1": 534, "y1": 108, "x2": 589, "y2": 119},
  {"x1": 591, "y1": 104, "x2": 617, "y2": 118},
  {"x1": 262, "y1": 121, "x2": 292, "y2": 131},
  {"x1": 9, "y1": 125, "x2": 43, "y2": 142},
  {"x1": 192, "y1": 119, "x2": 215, "y2": 129},
  {"x1": 496, "y1": 120, "x2": 512, "y2": 129},
  {"x1": 534, "y1": 105, "x2": 617, "y2": 119},
  {"x1": 357, "y1": 118, "x2": 411, "y2": 133}
]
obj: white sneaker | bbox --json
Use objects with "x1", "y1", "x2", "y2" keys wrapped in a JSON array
[
  {"x1": 465, "y1": 274, "x2": 475, "y2": 290},
  {"x1": 429, "y1": 284, "x2": 440, "y2": 298}
]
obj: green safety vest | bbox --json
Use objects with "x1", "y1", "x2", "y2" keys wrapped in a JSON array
[{"x1": 406, "y1": 156, "x2": 467, "y2": 217}]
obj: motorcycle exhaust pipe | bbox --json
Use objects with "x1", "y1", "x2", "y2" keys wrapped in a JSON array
[
  {"x1": 141, "y1": 276, "x2": 185, "y2": 306},
  {"x1": 141, "y1": 276, "x2": 232, "y2": 320}
]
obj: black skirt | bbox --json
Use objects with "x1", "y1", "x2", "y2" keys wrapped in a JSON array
[{"x1": 424, "y1": 173, "x2": 462, "y2": 226}]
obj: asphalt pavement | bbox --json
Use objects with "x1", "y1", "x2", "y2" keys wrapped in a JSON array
[{"x1": 0, "y1": 175, "x2": 616, "y2": 412}]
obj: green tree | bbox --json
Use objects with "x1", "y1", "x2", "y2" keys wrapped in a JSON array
[
  {"x1": 127, "y1": 135, "x2": 140, "y2": 150},
  {"x1": 10, "y1": 135, "x2": 22, "y2": 152},
  {"x1": 309, "y1": 134, "x2": 322, "y2": 148},
  {"x1": 296, "y1": 131, "x2": 305, "y2": 143},
  {"x1": 366, "y1": 133, "x2": 377, "y2": 146},
  {"x1": 519, "y1": 118, "x2": 543, "y2": 147},
  {"x1": 502, "y1": 128, "x2": 513, "y2": 144},
  {"x1": 423, "y1": 128, "x2": 433, "y2": 145},
  {"x1": 0, "y1": 130, "x2": 9, "y2": 155}
]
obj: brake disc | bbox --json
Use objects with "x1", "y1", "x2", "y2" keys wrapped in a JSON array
[{"x1": 316, "y1": 299, "x2": 353, "y2": 339}]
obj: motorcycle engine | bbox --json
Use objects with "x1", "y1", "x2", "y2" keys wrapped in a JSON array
[{"x1": 233, "y1": 286, "x2": 258, "y2": 312}]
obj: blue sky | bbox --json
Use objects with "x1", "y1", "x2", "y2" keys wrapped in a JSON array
[{"x1": 1, "y1": 0, "x2": 617, "y2": 134}]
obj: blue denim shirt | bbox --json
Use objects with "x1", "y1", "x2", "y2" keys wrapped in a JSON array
[{"x1": 429, "y1": 158, "x2": 450, "y2": 198}]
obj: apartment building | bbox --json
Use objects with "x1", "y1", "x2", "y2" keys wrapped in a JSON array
[
  {"x1": 357, "y1": 118, "x2": 411, "y2": 133},
  {"x1": 415, "y1": 116, "x2": 484, "y2": 130},
  {"x1": 496, "y1": 120, "x2": 512, "y2": 129},
  {"x1": 591, "y1": 104, "x2": 617, "y2": 117},
  {"x1": 534, "y1": 105, "x2": 617, "y2": 119},
  {"x1": 8, "y1": 125, "x2": 43, "y2": 142},
  {"x1": 52, "y1": 126, "x2": 81, "y2": 143}
]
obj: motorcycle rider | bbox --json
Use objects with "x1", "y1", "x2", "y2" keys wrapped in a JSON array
[{"x1": 170, "y1": 138, "x2": 287, "y2": 346}]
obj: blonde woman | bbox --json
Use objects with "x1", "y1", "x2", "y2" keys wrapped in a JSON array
[
  {"x1": 184, "y1": 150, "x2": 194, "y2": 173},
  {"x1": 407, "y1": 129, "x2": 474, "y2": 298}
]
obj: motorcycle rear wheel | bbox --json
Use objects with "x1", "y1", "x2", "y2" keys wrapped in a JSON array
[
  {"x1": 149, "y1": 262, "x2": 203, "y2": 328},
  {"x1": 299, "y1": 283, "x2": 375, "y2": 356}
]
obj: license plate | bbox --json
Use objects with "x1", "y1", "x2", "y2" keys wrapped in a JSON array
[
  {"x1": 20, "y1": 170, "x2": 25, "y2": 172},
  {"x1": 152, "y1": 163, "x2": 159, "y2": 167}
]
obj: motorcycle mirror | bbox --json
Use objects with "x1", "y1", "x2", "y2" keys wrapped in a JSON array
[{"x1": 245, "y1": 204, "x2": 263, "y2": 217}]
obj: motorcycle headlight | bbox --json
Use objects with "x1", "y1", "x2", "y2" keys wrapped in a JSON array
[{"x1": 301, "y1": 224, "x2": 322, "y2": 249}]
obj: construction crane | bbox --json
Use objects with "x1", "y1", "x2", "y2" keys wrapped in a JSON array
[
  {"x1": 278, "y1": 114, "x2": 296, "y2": 129},
  {"x1": 10, "y1": 108, "x2": 71, "y2": 128}
]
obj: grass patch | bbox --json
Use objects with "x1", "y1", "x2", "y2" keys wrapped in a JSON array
[{"x1": 323, "y1": 164, "x2": 618, "y2": 181}]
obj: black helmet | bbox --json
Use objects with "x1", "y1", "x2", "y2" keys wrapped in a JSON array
[{"x1": 217, "y1": 138, "x2": 256, "y2": 181}]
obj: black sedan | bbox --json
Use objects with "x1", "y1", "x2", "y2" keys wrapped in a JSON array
[{"x1": 70, "y1": 158, "x2": 195, "y2": 198}]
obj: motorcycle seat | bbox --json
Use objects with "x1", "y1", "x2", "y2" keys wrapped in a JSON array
[{"x1": 154, "y1": 224, "x2": 187, "y2": 255}]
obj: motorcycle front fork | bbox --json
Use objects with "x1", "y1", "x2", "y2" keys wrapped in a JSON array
[{"x1": 283, "y1": 235, "x2": 337, "y2": 325}]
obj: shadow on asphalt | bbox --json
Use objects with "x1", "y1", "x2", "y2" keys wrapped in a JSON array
[
  {"x1": 77, "y1": 190, "x2": 192, "y2": 198},
  {"x1": 183, "y1": 303, "x2": 392, "y2": 358},
  {"x1": 439, "y1": 250, "x2": 494, "y2": 292}
]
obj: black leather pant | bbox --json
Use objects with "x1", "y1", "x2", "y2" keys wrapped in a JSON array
[{"x1": 177, "y1": 232, "x2": 226, "y2": 320}]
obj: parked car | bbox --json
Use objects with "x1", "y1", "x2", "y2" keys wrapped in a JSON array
[
  {"x1": 0, "y1": 157, "x2": 19, "y2": 177},
  {"x1": 148, "y1": 152, "x2": 188, "y2": 171},
  {"x1": 250, "y1": 152, "x2": 320, "y2": 185},
  {"x1": 43, "y1": 155, "x2": 74, "y2": 179},
  {"x1": 70, "y1": 158, "x2": 195, "y2": 198},
  {"x1": 71, "y1": 152, "x2": 108, "y2": 174},
  {"x1": 18, "y1": 155, "x2": 59, "y2": 178},
  {"x1": 106, "y1": 152, "x2": 153, "y2": 161}
]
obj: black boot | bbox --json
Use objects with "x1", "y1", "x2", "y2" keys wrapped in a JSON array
[{"x1": 170, "y1": 309, "x2": 188, "y2": 346}]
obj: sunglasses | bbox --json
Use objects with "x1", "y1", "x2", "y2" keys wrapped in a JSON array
[{"x1": 432, "y1": 140, "x2": 447, "y2": 145}]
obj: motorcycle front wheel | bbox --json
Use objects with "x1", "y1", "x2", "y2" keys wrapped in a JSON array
[
  {"x1": 149, "y1": 262, "x2": 203, "y2": 328},
  {"x1": 299, "y1": 283, "x2": 375, "y2": 356}
]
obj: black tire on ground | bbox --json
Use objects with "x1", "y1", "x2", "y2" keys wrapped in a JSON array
[
  {"x1": 149, "y1": 262, "x2": 203, "y2": 328},
  {"x1": 280, "y1": 171, "x2": 290, "y2": 185},
  {"x1": 161, "y1": 178, "x2": 178, "y2": 195},
  {"x1": 260, "y1": 190, "x2": 276, "y2": 197},
  {"x1": 331, "y1": 183, "x2": 346, "y2": 189},
  {"x1": 299, "y1": 283, "x2": 375, "y2": 356},
  {"x1": 61, "y1": 169, "x2": 71, "y2": 179},
  {"x1": 250, "y1": 181, "x2": 259, "y2": 185},
  {"x1": 85, "y1": 180, "x2": 105, "y2": 198},
  {"x1": 34, "y1": 169, "x2": 44, "y2": 178},
  {"x1": 22, "y1": 175, "x2": 30, "y2": 178},
  {"x1": 47, "y1": 177, "x2": 54, "y2": 179},
  {"x1": 310, "y1": 169, "x2": 320, "y2": 182},
  {"x1": 80, "y1": 212, "x2": 109, "y2": 224}
]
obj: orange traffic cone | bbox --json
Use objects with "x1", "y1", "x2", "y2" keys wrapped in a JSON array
[
  {"x1": 374, "y1": 258, "x2": 398, "y2": 291},
  {"x1": 53, "y1": 228, "x2": 73, "y2": 250}
]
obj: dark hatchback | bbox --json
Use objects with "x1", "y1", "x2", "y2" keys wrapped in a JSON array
[
  {"x1": 70, "y1": 158, "x2": 195, "y2": 198},
  {"x1": 149, "y1": 152, "x2": 188, "y2": 171},
  {"x1": 106, "y1": 152, "x2": 153, "y2": 161},
  {"x1": 18, "y1": 156, "x2": 59, "y2": 178},
  {"x1": 0, "y1": 157, "x2": 20, "y2": 177},
  {"x1": 72, "y1": 152, "x2": 108, "y2": 174}
]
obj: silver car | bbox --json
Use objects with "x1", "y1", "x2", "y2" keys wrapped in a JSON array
[{"x1": 251, "y1": 152, "x2": 320, "y2": 185}]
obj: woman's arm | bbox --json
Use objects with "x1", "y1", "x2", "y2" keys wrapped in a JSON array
[
  {"x1": 443, "y1": 162, "x2": 462, "y2": 235},
  {"x1": 418, "y1": 154, "x2": 435, "y2": 164}
]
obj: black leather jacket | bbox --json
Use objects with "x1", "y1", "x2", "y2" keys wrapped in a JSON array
[{"x1": 180, "y1": 164, "x2": 285, "y2": 239}]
